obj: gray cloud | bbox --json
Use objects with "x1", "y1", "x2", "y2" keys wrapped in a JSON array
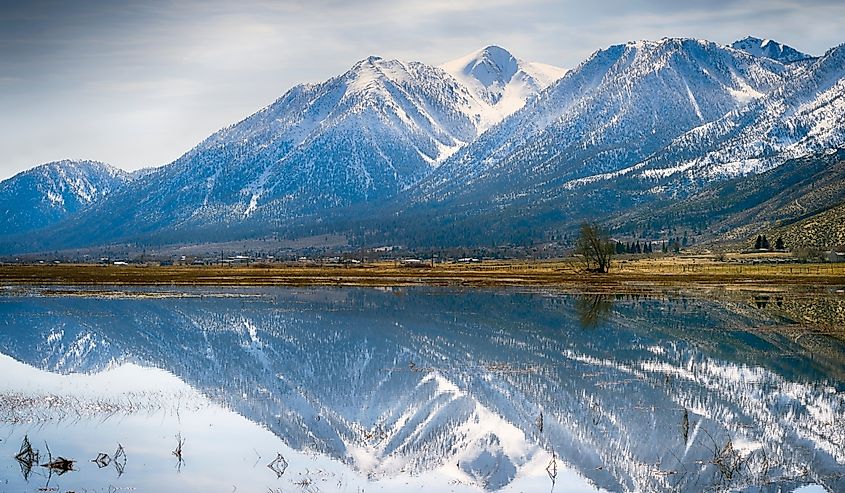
[{"x1": 1, "y1": 0, "x2": 843, "y2": 179}]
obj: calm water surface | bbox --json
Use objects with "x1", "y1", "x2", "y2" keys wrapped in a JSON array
[{"x1": 0, "y1": 286, "x2": 843, "y2": 492}]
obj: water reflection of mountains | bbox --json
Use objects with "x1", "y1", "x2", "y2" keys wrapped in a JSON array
[{"x1": 1, "y1": 288, "x2": 843, "y2": 492}]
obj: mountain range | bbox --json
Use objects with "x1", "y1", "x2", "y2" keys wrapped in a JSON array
[{"x1": 1, "y1": 36, "x2": 843, "y2": 255}]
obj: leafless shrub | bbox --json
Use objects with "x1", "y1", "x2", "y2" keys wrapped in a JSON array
[{"x1": 173, "y1": 433, "x2": 185, "y2": 471}]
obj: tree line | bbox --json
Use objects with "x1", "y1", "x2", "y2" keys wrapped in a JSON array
[{"x1": 753, "y1": 235, "x2": 785, "y2": 250}]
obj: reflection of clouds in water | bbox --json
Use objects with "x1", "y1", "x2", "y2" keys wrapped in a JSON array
[{"x1": 0, "y1": 288, "x2": 843, "y2": 492}]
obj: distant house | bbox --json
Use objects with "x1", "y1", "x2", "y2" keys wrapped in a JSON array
[
  {"x1": 827, "y1": 250, "x2": 845, "y2": 263},
  {"x1": 400, "y1": 258, "x2": 432, "y2": 268}
]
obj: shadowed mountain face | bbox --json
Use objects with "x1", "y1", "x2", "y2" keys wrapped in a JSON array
[
  {"x1": 607, "y1": 149, "x2": 845, "y2": 246},
  {"x1": 1, "y1": 287, "x2": 843, "y2": 492},
  {"x1": 12, "y1": 47, "x2": 563, "y2": 251},
  {"x1": 5, "y1": 38, "x2": 844, "y2": 253},
  {"x1": 0, "y1": 160, "x2": 128, "y2": 236}
]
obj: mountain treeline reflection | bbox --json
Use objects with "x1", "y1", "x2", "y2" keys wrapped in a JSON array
[{"x1": 0, "y1": 287, "x2": 843, "y2": 492}]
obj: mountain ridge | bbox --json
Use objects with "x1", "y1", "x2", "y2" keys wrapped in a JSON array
[
  {"x1": 731, "y1": 36, "x2": 814, "y2": 63},
  {"x1": 1, "y1": 46, "x2": 564, "y2": 252},
  {"x1": 0, "y1": 160, "x2": 128, "y2": 237},
  {"x1": 2, "y1": 37, "x2": 844, "y2": 254}
]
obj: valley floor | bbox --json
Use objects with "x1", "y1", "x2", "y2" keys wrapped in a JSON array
[{"x1": 1, "y1": 256, "x2": 843, "y2": 289}]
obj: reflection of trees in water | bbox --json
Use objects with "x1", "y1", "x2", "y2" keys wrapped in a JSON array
[
  {"x1": 753, "y1": 295, "x2": 784, "y2": 309},
  {"x1": 575, "y1": 295, "x2": 613, "y2": 329}
]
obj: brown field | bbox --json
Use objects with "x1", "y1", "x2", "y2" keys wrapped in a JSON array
[{"x1": 1, "y1": 256, "x2": 843, "y2": 290}]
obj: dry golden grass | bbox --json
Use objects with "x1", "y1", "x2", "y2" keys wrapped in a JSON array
[{"x1": 1, "y1": 256, "x2": 843, "y2": 289}]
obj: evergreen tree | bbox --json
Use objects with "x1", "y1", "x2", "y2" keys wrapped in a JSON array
[
  {"x1": 635, "y1": 241, "x2": 642, "y2": 254},
  {"x1": 775, "y1": 237, "x2": 785, "y2": 250},
  {"x1": 761, "y1": 235, "x2": 770, "y2": 250},
  {"x1": 755, "y1": 235, "x2": 763, "y2": 250},
  {"x1": 662, "y1": 241, "x2": 667, "y2": 253}
]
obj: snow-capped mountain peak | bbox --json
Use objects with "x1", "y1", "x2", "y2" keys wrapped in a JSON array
[
  {"x1": 444, "y1": 45, "x2": 520, "y2": 90},
  {"x1": 441, "y1": 45, "x2": 567, "y2": 125},
  {"x1": 414, "y1": 37, "x2": 791, "y2": 205},
  {"x1": 7, "y1": 38, "x2": 844, "y2": 252},
  {"x1": 345, "y1": 56, "x2": 403, "y2": 93},
  {"x1": 731, "y1": 36, "x2": 813, "y2": 63}
]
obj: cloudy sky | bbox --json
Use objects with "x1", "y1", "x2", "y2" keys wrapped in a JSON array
[{"x1": 1, "y1": 0, "x2": 843, "y2": 179}]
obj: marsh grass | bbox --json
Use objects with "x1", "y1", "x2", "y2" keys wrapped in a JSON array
[{"x1": 1, "y1": 257, "x2": 843, "y2": 289}]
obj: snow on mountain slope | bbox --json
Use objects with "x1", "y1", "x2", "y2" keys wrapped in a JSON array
[
  {"x1": 441, "y1": 45, "x2": 567, "y2": 128},
  {"x1": 574, "y1": 43, "x2": 845, "y2": 188},
  {"x1": 31, "y1": 48, "x2": 563, "y2": 247},
  {"x1": 35, "y1": 59, "x2": 482, "y2": 242},
  {"x1": 0, "y1": 160, "x2": 128, "y2": 236},
  {"x1": 731, "y1": 36, "x2": 814, "y2": 64},
  {"x1": 5, "y1": 38, "x2": 843, "y2": 252},
  {"x1": 411, "y1": 38, "x2": 788, "y2": 205}
]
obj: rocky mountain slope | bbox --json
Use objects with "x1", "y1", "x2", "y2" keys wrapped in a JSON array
[
  {"x1": 586, "y1": 43, "x2": 845, "y2": 189},
  {"x1": 3, "y1": 37, "x2": 845, "y2": 253},
  {"x1": 607, "y1": 149, "x2": 845, "y2": 246},
  {"x1": 350, "y1": 39, "x2": 845, "y2": 248},
  {"x1": 7, "y1": 47, "x2": 562, "y2": 250},
  {"x1": 730, "y1": 36, "x2": 814, "y2": 63},
  {"x1": 0, "y1": 160, "x2": 128, "y2": 236},
  {"x1": 768, "y1": 202, "x2": 845, "y2": 251},
  {"x1": 409, "y1": 38, "x2": 789, "y2": 204}
]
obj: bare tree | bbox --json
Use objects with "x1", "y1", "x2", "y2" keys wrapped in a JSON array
[{"x1": 575, "y1": 223, "x2": 614, "y2": 273}]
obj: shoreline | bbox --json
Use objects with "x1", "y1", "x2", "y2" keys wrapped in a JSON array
[
  {"x1": 2, "y1": 261, "x2": 843, "y2": 339},
  {"x1": 1, "y1": 259, "x2": 843, "y2": 289}
]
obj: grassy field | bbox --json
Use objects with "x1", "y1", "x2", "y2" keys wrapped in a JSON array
[{"x1": 1, "y1": 256, "x2": 843, "y2": 289}]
